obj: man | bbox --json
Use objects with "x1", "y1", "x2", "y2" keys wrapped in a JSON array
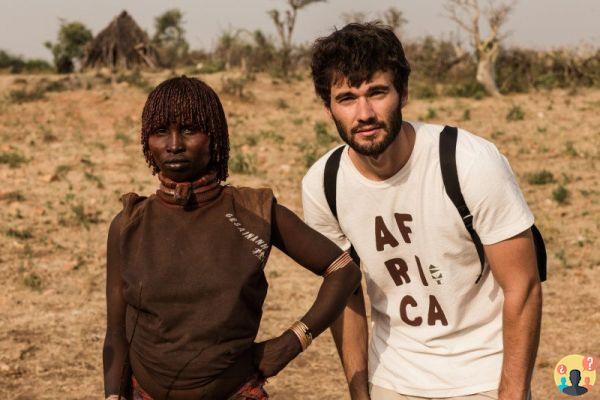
[{"x1": 302, "y1": 23, "x2": 542, "y2": 400}]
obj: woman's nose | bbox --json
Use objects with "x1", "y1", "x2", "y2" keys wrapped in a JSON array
[{"x1": 167, "y1": 131, "x2": 184, "y2": 153}]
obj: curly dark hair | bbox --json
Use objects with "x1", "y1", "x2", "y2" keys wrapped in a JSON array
[
  {"x1": 311, "y1": 22, "x2": 411, "y2": 106},
  {"x1": 141, "y1": 76, "x2": 229, "y2": 181}
]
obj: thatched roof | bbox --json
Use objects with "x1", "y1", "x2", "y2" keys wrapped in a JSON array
[{"x1": 83, "y1": 11, "x2": 159, "y2": 70}]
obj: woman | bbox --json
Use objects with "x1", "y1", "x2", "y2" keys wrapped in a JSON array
[{"x1": 103, "y1": 76, "x2": 361, "y2": 400}]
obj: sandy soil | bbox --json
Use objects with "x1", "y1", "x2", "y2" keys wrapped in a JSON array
[{"x1": 0, "y1": 72, "x2": 598, "y2": 399}]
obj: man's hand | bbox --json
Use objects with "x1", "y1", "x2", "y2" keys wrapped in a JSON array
[{"x1": 252, "y1": 330, "x2": 303, "y2": 378}]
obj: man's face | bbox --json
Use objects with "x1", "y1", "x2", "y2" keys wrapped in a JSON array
[
  {"x1": 148, "y1": 123, "x2": 211, "y2": 182},
  {"x1": 328, "y1": 70, "x2": 403, "y2": 157}
]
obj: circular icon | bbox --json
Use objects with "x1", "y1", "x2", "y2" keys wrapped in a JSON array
[{"x1": 554, "y1": 354, "x2": 597, "y2": 397}]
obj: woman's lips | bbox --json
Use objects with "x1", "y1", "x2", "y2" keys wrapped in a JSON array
[{"x1": 163, "y1": 160, "x2": 191, "y2": 170}]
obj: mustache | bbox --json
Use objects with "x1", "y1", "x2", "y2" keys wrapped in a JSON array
[{"x1": 351, "y1": 119, "x2": 386, "y2": 134}]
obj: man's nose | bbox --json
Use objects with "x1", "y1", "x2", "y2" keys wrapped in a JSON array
[
  {"x1": 167, "y1": 130, "x2": 184, "y2": 153},
  {"x1": 356, "y1": 96, "x2": 376, "y2": 122}
]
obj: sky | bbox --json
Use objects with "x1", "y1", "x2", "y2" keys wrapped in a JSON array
[{"x1": 1, "y1": 0, "x2": 598, "y2": 60}]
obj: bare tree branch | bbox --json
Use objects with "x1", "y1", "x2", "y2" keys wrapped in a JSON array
[
  {"x1": 445, "y1": 0, "x2": 516, "y2": 96},
  {"x1": 268, "y1": 0, "x2": 326, "y2": 76}
]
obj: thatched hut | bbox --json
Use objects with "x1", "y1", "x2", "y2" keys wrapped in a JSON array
[{"x1": 83, "y1": 11, "x2": 159, "y2": 70}]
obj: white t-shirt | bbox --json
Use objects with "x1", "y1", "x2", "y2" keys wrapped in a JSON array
[{"x1": 301, "y1": 121, "x2": 534, "y2": 398}]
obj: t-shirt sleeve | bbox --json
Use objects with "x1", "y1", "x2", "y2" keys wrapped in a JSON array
[
  {"x1": 301, "y1": 167, "x2": 352, "y2": 251},
  {"x1": 459, "y1": 137, "x2": 534, "y2": 245}
]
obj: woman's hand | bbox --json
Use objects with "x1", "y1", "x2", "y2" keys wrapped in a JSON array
[{"x1": 253, "y1": 330, "x2": 303, "y2": 378}]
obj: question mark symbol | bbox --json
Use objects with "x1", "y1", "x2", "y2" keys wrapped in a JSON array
[
  {"x1": 582, "y1": 355, "x2": 597, "y2": 371},
  {"x1": 557, "y1": 364, "x2": 567, "y2": 374}
]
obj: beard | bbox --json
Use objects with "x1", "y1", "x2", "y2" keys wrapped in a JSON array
[{"x1": 333, "y1": 104, "x2": 403, "y2": 157}]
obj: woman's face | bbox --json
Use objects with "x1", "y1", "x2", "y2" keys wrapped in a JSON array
[{"x1": 148, "y1": 123, "x2": 211, "y2": 182}]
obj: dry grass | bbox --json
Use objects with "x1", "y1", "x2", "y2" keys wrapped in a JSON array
[{"x1": 0, "y1": 72, "x2": 598, "y2": 399}]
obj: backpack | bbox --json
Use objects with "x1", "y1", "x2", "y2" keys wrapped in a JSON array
[{"x1": 323, "y1": 125, "x2": 547, "y2": 284}]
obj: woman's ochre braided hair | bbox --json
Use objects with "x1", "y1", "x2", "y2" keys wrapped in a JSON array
[{"x1": 141, "y1": 76, "x2": 230, "y2": 181}]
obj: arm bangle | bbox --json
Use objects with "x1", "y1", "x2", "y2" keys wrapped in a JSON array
[
  {"x1": 289, "y1": 320, "x2": 313, "y2": 351},
  {"x1": 322, "y1": 251, "x2": 353, "y2": 278}
]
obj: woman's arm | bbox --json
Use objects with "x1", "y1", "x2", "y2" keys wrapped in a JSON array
[
  {"x1": 253, "y1": 203, "x2": 362, "y2": 378},
  {"x1": 103, "y1": 213, "x2": 132, "y2": 399}
]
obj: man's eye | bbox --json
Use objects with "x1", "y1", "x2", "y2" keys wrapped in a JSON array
[
  {"x1": 338, "y1": 96, "x2": 355, "y2": 104},
  {"x1": 370, "y1": 90, "x2": 387, "y2": 97}
]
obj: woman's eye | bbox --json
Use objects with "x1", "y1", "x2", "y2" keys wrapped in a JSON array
[
  {"x1": 153, "y1": 128, "x2": 167, "y2": 135},
  {"x1": 182, "y1": 128, "x2": 196, "y2": 135}
]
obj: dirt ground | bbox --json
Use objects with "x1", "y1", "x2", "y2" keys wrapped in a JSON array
[{"x1": 0, "y1": 72, "x2": 598, "y2": 400}]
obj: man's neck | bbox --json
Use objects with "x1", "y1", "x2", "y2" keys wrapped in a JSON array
[{"x1": 348, "y1": 121, "x2": 416, "y2": 181}]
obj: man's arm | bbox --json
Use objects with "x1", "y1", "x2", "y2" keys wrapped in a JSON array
[
  {"x1": 485, "y1": 228, "x2": 542, "y2": 400},
  {"x1": 330, "y1": 285, "x2": 370, "y2": 400}
]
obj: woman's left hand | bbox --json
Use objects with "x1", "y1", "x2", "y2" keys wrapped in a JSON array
[{"x1": 252, "y1": 330, "x2": 303, "y2": 378}]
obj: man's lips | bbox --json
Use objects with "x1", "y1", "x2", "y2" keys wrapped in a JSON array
[{"x1": 354, "y1": 127, "x2": 382, "y2": 138}]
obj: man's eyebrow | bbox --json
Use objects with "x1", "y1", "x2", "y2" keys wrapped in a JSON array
[
  {"x1": 366, "y1": 85, "x2": 390, "y2": 93},
  {"x1": 333, "y1": 91, "x2": 357, "y2": 101}
]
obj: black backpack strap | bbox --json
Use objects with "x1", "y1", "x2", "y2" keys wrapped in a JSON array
[
  {"x1": 324, "y1": 146, "x2": 345, "y2": 219},
  {"x1": 531, "y1": 225, "x2": 547, "y2": 281},
  {"x1": 324, "y1": 146, "x2": 361, "y2": 266},
  {"x1": 439, "y1": 126, "x2": 486, "y2": 284}
]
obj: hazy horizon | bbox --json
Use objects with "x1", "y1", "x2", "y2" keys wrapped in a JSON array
[{"x1": 1, "y1": 0, "x2": 599, "y2": 61}]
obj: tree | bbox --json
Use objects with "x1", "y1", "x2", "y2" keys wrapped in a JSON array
[
  {"x1": 341, "y1": 11, "x2": 368, "y2": 24},
  {"x1": 45, "y1": 20, "x2": 93, "y2": 73},
  {"x1": 152, "y1": 9, "x2": 189, "y2": 67},
  {"x1": 445, "y1": 0, "x2": 515, "y2": 96},
  {"x1": 268, "y1": 0, "x2": 326, "y2": 77},
  {"x1": 381, "y1": 7, "x2": 408, "y2": 37},
  {"x1": 341, "y1": 7, "x2": 407, "y2": 38}
]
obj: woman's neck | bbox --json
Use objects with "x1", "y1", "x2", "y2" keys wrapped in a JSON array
[{"x1": 157, "y1": 171, "x2": 221, "y2": 206}]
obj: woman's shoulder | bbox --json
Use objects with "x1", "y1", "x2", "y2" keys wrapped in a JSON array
[
  {"x1": 225, "y1": 185, "x2": 274, "y2": 200},
  {"x1": 223, "y1": 185, "x2": 276, "y2": 220},
  {"x1": 118, "y1": 192, "x2": 152, "y2": 227}
]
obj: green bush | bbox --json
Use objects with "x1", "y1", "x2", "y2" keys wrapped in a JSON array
[
  {"x1": 526, "y1": 170, "x2": 555, "y2": 185},
  {"x1": 411, "y1": 83, "x2": 437, "y2": 99},
  {"x1": 229, "y1": 152, "x2": 257, "y2": 174},
  {"x1": 221, "y1": 75, "x2": 254, "y2": 101},
  {"x1": 422, "y1": 107, "x2": 438, "y2": 120},
  {"x1": 23, "y1": 273, "x2": 43, "y2": 291},
  {"x1": 506, "y1": 105, "x2": 525, "y2": 121},
  {"x1": 552, "y1": 185, "x2": 569, "y2": 204},
  {"x1": 116, "y1": 70, "x2": 153, "y2": 93},
  {"x1": 564, "y1": 141, "x2": 578, "y2": 157},
  {"x1": 314, "y1": 121, "x2": 336, "y2": 147},
  {"x1": 444, "y1": 82, "x2": 486, "y2": 99},
  {"x1": 8, "y1": 87, "x2": 46, "y2": 103},
  {"x1": 0, "y1": 151, "x2": 28, "y2": 168},
  {"x1": 0, "y1": 191, "x2": 25, "y2": 202},
  {"x1": 6, "y1": 228, "x2": 33, "y2": 239}
]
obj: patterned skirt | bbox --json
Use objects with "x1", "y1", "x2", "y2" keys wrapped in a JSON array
[{"x1": 132, "y1": 375, "x2": 269, "y2": 400}]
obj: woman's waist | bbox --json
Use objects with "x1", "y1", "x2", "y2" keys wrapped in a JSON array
[{"x1": 130, "y1": 345, "x2": 257, "y2": 399}]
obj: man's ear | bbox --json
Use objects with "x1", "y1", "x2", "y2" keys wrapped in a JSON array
[
  {"x1": 401, "y1": 88, "x2": 409, "y2": 108},
  {"x1": 323, "y1": 103, "x2": 333, "y2": 119}
]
